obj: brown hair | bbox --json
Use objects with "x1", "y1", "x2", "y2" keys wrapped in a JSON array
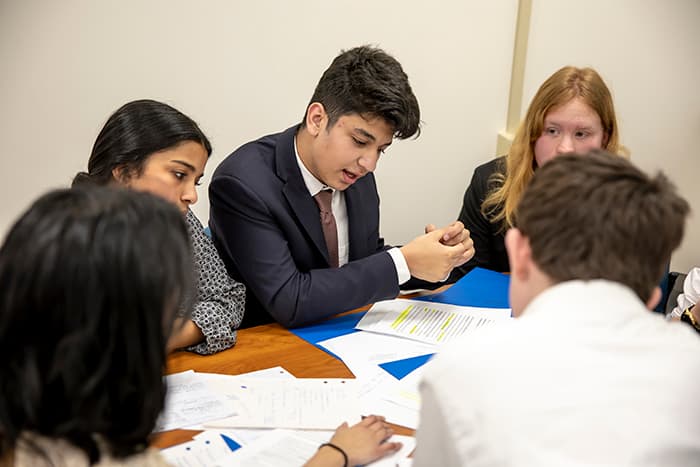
[
  {"x1": 514, "y1": 150, "x2": 689, "y2": 302},
  {"x1": 484, "y1": 66, "x2": 623, "y2": 231}
]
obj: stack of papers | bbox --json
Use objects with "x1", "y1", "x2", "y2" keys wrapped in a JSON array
[
  {"x1": 310, "y1": 298, "x2": 512, "y2": 429},
  {"x1": 158, "y1": 366, "x2": 415, "y2": 466},
  {"x1": 214, "y1": 430, "x2": 416, "y2": 467}
]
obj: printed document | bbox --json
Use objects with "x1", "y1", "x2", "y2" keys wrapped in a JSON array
[{"x1": 356, "y1": 299, "x2": 511, "y2": 345}]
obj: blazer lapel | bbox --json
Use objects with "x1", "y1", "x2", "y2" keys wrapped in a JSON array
[{"x1": 276, "y1": 126, "x2": 330, "y2": 264}]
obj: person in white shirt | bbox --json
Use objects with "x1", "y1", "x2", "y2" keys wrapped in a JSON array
[
  {"x1": 414, "y1": 150, "x2": 700, "y2": 467},
  {"x1": 672, "y1": 267, "x2": 700, "y2": 315},
  {"x1": 668, "y1": 267, "x2": 700, "y2": 334}
]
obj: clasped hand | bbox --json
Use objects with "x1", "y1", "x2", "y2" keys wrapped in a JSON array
[{"x1": 400, "y1": 221, "x2": 474, "y2": 282}]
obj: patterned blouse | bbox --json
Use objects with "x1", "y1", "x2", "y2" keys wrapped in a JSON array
[{"x1": 184, "y1": 210, "x2": 245, "y2": 354}]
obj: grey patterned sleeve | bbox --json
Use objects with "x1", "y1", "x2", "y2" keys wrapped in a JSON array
[{"x1": 184, "y1": 210, "x2": 246, "y2": 355}]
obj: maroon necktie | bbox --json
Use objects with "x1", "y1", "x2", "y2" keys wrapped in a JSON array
[{"x1": 313, "y1": 189, "x2": 339, "y2": 268}]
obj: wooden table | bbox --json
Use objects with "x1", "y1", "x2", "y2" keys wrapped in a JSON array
[{"x1": 152, "y1": 307, "x2": 416, "y2": 449}]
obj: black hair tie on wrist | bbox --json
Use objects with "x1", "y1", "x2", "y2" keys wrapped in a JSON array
[{"x1": 319, "y1": 442, "x2": 349, "y2": 467}]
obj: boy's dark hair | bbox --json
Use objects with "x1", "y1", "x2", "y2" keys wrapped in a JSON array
[
  {"x1": 514, "y1": 150, "x2": 689, "y2": 302},
  {"x1": 73, "y1": 99, "x2": 212, "y2": 187},
  {"x1": 303, "y1": 45, "x2": 421, "y2": 139},
  {"x1": 0, "y1": 187, "x2": 194, "y2": 462}
]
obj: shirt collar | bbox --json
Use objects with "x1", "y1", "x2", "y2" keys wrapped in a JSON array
[
  {"x1": 294, "y1": 136, "x2": 333, "y2": 197},
  {"x1": 521, "y1": 279, "x2": 646, "y2": 325}
]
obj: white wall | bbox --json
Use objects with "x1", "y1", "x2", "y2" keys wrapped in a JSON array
[
  {"x1": 524, "y1": 0, "x2": 700, "y2": 272},
  {"x1": 2, "y1": 1, "x2": 697, "y2": 272},
  {"x1": 0, "y1": 0, "x2": 517, "y2": 247}
]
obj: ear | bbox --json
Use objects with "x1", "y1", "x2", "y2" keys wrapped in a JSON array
[
  {"x1": 602, "y1": 131, "x2": 610, "y2": 149},
  {"x1": 111, "y1": 165, "x2": 131, "y2": 184},
  {"x1": 505, "y1": 228, "x2": 532, "y2": 281},
  {"x1": 645, "y1": 286, "x2": 662, "y2": 311},
  {"x1": 305, "y1": 102, "x2": 327, "y2": 136}
]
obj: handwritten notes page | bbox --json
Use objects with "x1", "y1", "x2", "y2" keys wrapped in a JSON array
[
  {"x1": 205, "y1": 378, "x2": 361, "y2": 430},
  {"x1": 155, "y1": 371, "x2": 235, "y2": 432}
]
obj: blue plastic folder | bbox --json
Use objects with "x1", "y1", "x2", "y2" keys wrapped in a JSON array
[
  {"x1": 290, "y1": 311, "x2": 364, "y2": 347},
  {"x1": 220, "y1": 434, "x2": 241, "y2": 452},
  {"x1": 416, "y1": 267, "x2": 510, "y2": 309},
  {"x1": 378, "y1": 353, "x2": 435, "y2": 380}
]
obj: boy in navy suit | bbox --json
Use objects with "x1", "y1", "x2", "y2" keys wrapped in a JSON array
[{"x1": 211, "y1": 45, "x2": 473, "y2": 327}]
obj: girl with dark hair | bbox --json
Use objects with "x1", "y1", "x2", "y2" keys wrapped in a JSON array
[
  {"x1": 74, "y1": 99, "x2": 245, "y2": 354},
  {"x1": 0, "y1": 186, "x2": 402, "y2": 466},
  {"x1": 0, "y1": 187, "x2": 191, "y2": 465}
]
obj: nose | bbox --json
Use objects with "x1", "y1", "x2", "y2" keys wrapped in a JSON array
[
  {"x1": 557, "y1": 134, "x2": 574, "y2": 154},
  {"x1": 182, "y1": 182, "x2": 198, "y2": 207},
  {"x1": 357, "y1": 151, "x2": 379, "y2": 173}
]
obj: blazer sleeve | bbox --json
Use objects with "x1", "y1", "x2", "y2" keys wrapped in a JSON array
[
  {"x1": 184, "y1": 210, "x2": 246, "y2": 354},
  {"x1": 450, "y1": 159, "x2": 505, "y2": 281},
  {"x1": 210, "y1": 173, "x2": 400, "y2": 328}
]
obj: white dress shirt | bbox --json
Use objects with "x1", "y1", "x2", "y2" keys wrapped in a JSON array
[
  {"x1": 415, "y1": 280, "x2": 700, "y2": 467},
  {"x1": 670, "y1": 267, "x2": 700, "y2": 318},
  {"x1": 294, "y1": 138, "x2": 410, "y2": 283}
]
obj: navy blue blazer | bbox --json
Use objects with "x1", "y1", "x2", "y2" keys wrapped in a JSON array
[{"x1": 209, "y1": 125, "x2": 400, "y2": 328}]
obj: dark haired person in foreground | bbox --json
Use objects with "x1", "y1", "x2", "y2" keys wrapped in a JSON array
[
  {"x1": 210, "y1": 45, "x2": 474, "y2": 328},
  {"x1": 0, "y1": 187, "x2": 400, "y2": 466},
  {"x1": 414, "y1": 151, "x2": 700, "y2": 466},
  {"x1": 0, "y1": 187, "x2": 191, "y2": 466}
]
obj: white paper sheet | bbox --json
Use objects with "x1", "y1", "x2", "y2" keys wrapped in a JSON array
[
  {"x1": 160, "y1": 430, "x2": 234, "y2": 467},
  {"x1": 204, "y1": 378, "x2": 361, "y2": 430},
  {"x1": 183, "y1": 366, "x2": 296, "y2": 430},
  {"x1": 199, "y1": 366, "x2": 298, "y2": 407},
  {"x1": 155, "y1": 371, "x2": 235, "y2": 432},
  {"x1": 360, "y1": 374, "x2": 423, "y2": 429},
  {"x1": 354, "y1": 366, "x2": 422, "y2": 429},
  {"x1": 357, "y1": 298, "x2": 511, "y2": 345},
  {"x1": 201, "y1": 427, "x2": 274, "y2": 446},
  {"x1": 318, "y1": 331, "x2": 435, "y2": 379},
  {"x1": 202, "y1": 366, "x2": 295, "y2": 381},
  {"x1": 211, "y1": 429, "x2": 415, "y2": 467}
]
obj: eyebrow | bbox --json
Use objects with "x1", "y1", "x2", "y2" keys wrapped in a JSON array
[
  {"x1": 172, "y1": 160, "x2": 204, "y2": 178},
  {"x1": 354, "y1": 127, "x2": 376, "y2": 142},
  {"x1": 544, "y1": 121, "x2": 596, "y2": 130},
  {"x1": 354, "y1": 127, "x2": 393, "y2": 147}
]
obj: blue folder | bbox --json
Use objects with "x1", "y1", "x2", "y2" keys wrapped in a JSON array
[
  {"x1": 415, "y1": 267, "x2": 510, "y2": 309},
  {"x1": 290, "y1": 311, "x2": 364, "y2": 347},
  {"x1": 378, "y1": 353, "x2": 435, "y2": 380},
  {"x1": 220, "y1": 434, "x2": 241, "y2": 451}
]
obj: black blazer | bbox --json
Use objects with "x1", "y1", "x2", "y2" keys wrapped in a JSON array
[
  {"x1": 451, "y1": 157, "x2": 509, "y2": 282},
  {"x1": 209, "y1": 125, "x2": 400, "y2": 328}
]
